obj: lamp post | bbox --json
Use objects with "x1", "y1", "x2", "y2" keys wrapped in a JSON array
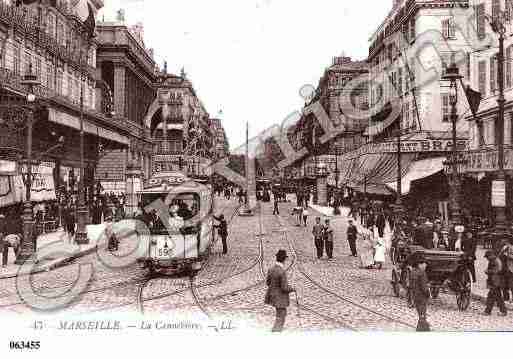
[
  {"x1": 485, "y1": 14, "x2": 508, "y2": 229},
  {"x1": 15, "y1": 64, "x2": 40, "y2": 264},
  {"x1": 333, "y1": 146, "x2": 341, "y2": 215},
  {"x1": 75, "y1": 41, "x2": 91, "y2": 245},
  {"x1": 441, "y1": 63, "x2": 463, "y2": 227}
]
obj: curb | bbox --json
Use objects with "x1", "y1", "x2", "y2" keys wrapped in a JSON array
[{"x1": 0, "y1": 227, "x2": 136, "y2": 280}]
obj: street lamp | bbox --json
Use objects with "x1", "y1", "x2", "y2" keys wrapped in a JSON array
[
  {"x1": 16, "y1": 64, "x2": 40, "y2": 264},
  {"x1": 485, "y1": 13, "x2": 508, "y2": 230},
  {"x1": 440, "y1": 63, "x2": 463, "y2": 227},
  {"x1": 333, "y1": 146, "x2": 341, "y2": 215}
]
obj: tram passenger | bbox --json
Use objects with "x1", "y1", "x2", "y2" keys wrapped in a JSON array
[{"x1": 168, "y1": 206, "x2": 185, "y2": 232}]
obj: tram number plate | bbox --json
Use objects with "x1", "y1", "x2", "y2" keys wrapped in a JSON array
[{"x1": 158, "y1": 248, "x2": 173, "y2": 257}]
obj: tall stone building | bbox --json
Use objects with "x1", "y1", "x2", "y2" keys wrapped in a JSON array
[
  {"x1": 210, "y1": 117, "x2": 229, "y2": 160},
  {"x1": 367, "y1": 0, "x2": 473, "y2": 140},
  {"x1": 0, "y1": 0, "x2": 130, "y2": 206},
  {"x1": 143, "y1": 68, "x2": 215, "y2": 178},
  {"x1": 94, "y1": 18, "x2": 155, "y2": 193},
  {"x1": 289, "y1": 56, "x2": 369, "y2": 182}
]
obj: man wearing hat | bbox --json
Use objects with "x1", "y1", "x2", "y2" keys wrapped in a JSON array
[
  {"x1": 346, "y1": 218, "x2": 358, "y2": 257},
  {"x1": 484, "y1": 250, "x2": 507, "y2": 316},
  {"x1": 213, "y1": 214, "x2": 228, "y2": 255},
  {"x1": 264, "y1": 249, "x2": 296, "y2": 332},
  {"x1": 411, "y1": 253, "x2": 431, "y2": 331}
]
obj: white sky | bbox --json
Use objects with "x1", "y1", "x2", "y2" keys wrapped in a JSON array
[{"x1": 99, "y1": 0, "x2": 390, "y2": 150}]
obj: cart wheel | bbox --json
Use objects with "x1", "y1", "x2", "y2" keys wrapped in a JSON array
[
  {"x1": 457, "y1": 269, "x2": 472, "y2": 311},
  {"x1": 391, "y1": 269, "x2": 400, "y2": 297},
  {"x1": 430, "y1": 287, "x2": 440, "y2": 299},
  {"x1": 390, "y1": 247, "x2": 397, "y2": 266}
]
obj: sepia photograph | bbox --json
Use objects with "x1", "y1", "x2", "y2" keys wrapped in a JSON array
[{"x1": 0, "y1": 0, "x2": 512, "y2": 356}]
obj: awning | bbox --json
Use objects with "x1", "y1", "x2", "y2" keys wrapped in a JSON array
[
  {"x1": 48, "y1": 108, "x2": 130, "y2": 146},
  {"x1": 385, "y1": 157, "x2": 446, "y2": 195}
]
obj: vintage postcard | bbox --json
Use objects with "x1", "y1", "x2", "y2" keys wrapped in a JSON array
[{"x1": 0, "y1": 0, "x2": 512, "y2": 357}]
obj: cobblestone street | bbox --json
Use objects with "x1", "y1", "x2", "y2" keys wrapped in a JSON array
[{"x1": 0, "y1": 197, "x2": 511, "y2": 332}]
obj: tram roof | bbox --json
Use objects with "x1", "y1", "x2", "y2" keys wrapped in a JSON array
[{"x1": 139, "y1": 172, "x2": 208, "y2": 194}]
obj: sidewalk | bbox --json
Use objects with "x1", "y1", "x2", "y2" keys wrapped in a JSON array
[
  {"x1": 0, "y1": 220, "x2": 137, "y2": 280},
  {"x1": 309, "y1": 203, "x2": 513, "y2": 310}
]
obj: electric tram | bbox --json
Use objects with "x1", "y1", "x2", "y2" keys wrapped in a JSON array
[{"x1": 136, "y1": 171, "x2": 214, "y2": 275}]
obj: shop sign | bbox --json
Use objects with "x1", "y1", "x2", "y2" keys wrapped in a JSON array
[
  {"x1": 359, "y1": 139, "x2": 468, "y2": 155},
  {"x1": 492, "y1": 180, "x2": 506, "y2": 207},
  {"x1": 0, "y1": 160, "x2": 16, "y2": 174},
  {"x1": 462, "y1": 148, "x2": 513, "y2": 173},
  {"x1": 153, "y1": 154, "x2": 181, "y2": 162}
]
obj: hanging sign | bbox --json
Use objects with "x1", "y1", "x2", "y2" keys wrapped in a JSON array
[{"x1": 492, "y1": 180, "x2": 506, "y2": 207}]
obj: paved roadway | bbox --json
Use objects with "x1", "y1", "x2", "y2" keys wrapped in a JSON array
[{"x1": 0, "y1": 197, "x2": 511, "y2": 331}]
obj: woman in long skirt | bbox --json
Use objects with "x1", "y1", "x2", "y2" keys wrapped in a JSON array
[{"x1": 374, "y1": 236, "x2": 386, "y2": 269}]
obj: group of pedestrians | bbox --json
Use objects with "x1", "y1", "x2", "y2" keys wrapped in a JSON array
[{"x1": 312, "y1": 217, "x2": 334, "y2": 259}]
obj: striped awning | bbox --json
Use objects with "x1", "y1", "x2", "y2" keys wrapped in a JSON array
[{"x1": 386, "y1": 157, "x2": 446, "y2": 195}]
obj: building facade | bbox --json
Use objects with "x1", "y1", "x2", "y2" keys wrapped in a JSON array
[
  {"x1": 95, "y1": 18, "x2": 156, "y2": 193},
  {"x1": 367, "y1": 0, "x2": 473, "y2": 140},
  {"x1": 288, "y1": 56, "x2": 369, "y2": 183},
  {"x1": 143, "y1": 69, "x2": 215, "y2": 178},
  {"x1": 210, "y1": 117, "x2": 229, "y2": 160},
  {"x1": 0, "y1": 0, "x2": 130, "y2": 207},
  {"x1": 460, "y1": 0, "x2": 513, "y2": 221}
]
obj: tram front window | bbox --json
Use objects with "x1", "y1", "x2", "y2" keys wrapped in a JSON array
[{"x1": 139, "y1": 192, "x2": 200, "y2": 234}]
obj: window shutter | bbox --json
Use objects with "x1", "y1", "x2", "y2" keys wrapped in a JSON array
[
  {"x1": 478, "y1": 60, "x2": 487, "y2": 95},
  {"x1": 477, "y1": 4, "x2": 486, "y2": 39},
  {"x1": 442, "y1": 19, "x2": 449, "y2": 38},
  {"x1": 442, "y1": 94, "x2": 449, "y2": 122},
  {"x1": 490, "y1": 56, "x2": 496, "y2": 92},
  {"x1": 507, "y1": 46, "x2": 512, "y2": 88}
]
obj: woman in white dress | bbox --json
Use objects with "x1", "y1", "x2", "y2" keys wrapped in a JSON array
[{"x1": 373, "y1": 236, "x2": 386, "y2": 269}]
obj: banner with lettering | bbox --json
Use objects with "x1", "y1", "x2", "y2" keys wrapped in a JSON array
[{"x1": 462, "y1": 148, "x2": 513, "y2": 173}]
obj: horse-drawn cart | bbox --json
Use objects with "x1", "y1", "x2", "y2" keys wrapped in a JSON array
[{"x1": 390, "y1": 243, "x2": 473, "y2": 311}]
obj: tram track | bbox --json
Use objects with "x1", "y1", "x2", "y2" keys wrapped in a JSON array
[
  {"x1": 135, "y1": 202, "x2": 266, "y2": 315},
  {"x1": 277, "y1": 210, "x2": 417, "y2": 330},
  {"x1": 189, "y1": 203, "x2": 356, "y2": 331}
]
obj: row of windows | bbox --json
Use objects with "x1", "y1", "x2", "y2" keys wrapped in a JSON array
[
  {"x1": 476, "y1": 1, "x2": 513, "y2": 39},
  {"x1": 477, "y1": 45, "x2": 513, "y2": 97},
  {"x1": 6, "y1": 43, "x2": 95, "y2": 108}
]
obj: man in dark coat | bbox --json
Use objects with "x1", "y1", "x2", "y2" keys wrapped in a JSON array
[
  {"x1": 312, "y1": 217, "x2": 324, "y2": 259},
  {"x1": 264, "y1": 249, "x2": 296, "y2": 332},
  {"x1": 462, "y1": 231, "x2": 477, "y2": 283},
  {"x1": 213, "y1": 214, "x2": 228, "y2": 255},
  {"x1": 411, "y1": 253, "x2": 431, "y2": 331},
  {"x1": 346, "y1": 218, "x2": 358, "y2": 257},
  {"x1": 484, "y1": 250, "x2": 507, "y2": 316},
  {"x1": 323, "y1": 219, "x2": 334, "y2": 260},
  {"x1": 273, "y1": 197, "x2": 279, "y2": 215},
  {"x1": 91, "y1": 199, "x2": 102, "y2": 225}
]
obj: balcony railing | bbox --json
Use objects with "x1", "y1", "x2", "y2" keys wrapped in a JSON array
[{"x1": 0, "y1": 2, "x2": 96, "y2": 79}]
